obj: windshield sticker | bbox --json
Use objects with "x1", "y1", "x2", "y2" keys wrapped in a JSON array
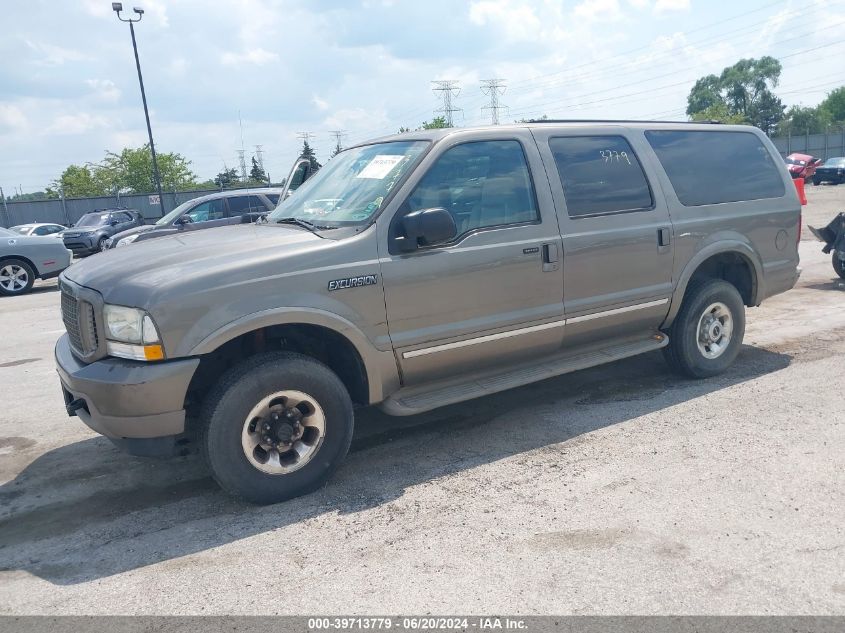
[{"x1": 356, "y1": 155, "x2": 404, "y2": 179}]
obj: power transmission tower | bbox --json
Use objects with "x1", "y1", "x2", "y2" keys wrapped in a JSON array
[
  {"x1": 432, "y1": 80, "x2": 462, "y2": 126},
  {"x1": 329, "y1": 130, "x2": 346, "y2": 156},
  {"x1": 297, "y1": 132, "x2": 315, "y2": 144},
  {"x1": 480, "y1": 79, "x2": 508, "y2": 125},
  {"x1": 237, "y1": 150, "x2": 247, "y2": 182},
  {"x1": 254, "y1": 145, "x2": 265, "y2": 171}
]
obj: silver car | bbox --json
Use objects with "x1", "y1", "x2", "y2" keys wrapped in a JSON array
[{"x1": 0, "y1": 227, "x2": 72, "y2": 296}]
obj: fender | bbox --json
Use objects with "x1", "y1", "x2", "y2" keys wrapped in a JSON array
[
  {"x1": 663, "y1": 238, "x2": 763, "y2": 329},
  {"x1": 188, "y1": 307, "x2": 400, "y2": 404}
]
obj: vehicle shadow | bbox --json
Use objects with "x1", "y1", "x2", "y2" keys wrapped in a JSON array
[
  {"x1": 802, "y1": 280, "x2": 845, "y2": 291},
  {"x1": 0, "y1": 344, "x2": 791, "y2": 585}
]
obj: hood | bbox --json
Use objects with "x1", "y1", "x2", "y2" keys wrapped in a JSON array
[
  {"x1": 110, "y1": 224, "x2": 156, "y2": 241},
  {"x1": 63, "y1": 223, "x2": 323, "y2": 303}
]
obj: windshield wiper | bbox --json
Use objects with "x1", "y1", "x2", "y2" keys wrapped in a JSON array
[{"x1": 274, "y1": 217, "x2": 335, "y2": 231}]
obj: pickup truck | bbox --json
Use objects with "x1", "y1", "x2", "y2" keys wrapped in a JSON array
[{"x1": 55, "y1": 121, "x2": 800, "y2": 504}]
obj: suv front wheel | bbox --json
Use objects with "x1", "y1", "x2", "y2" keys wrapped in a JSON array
[
  {"x1": 201, "y1": 352, "x2": 354, "y2": 504},
  {"x1": 663, "y1": 279, "x2": 745, "y2": 378}
]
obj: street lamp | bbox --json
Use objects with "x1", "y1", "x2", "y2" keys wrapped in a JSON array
[{"x1": 112, "y1": 3, "x2": 166, "y2": 215}]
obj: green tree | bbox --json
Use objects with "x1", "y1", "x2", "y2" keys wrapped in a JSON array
[
  {"x1": 249, "y1": 157, "x2": 267, "y2": 183},
  {"x1": 778, "y1": 105, "x2": 832, "y2": 135},
  {"x1": 689, "y1": 103, "x2": 746, "y2": 124},
  {"x1": 686, "y1": 56, "x2": 785, "y2": 133},
  {"x1": 49, "y1": 164, "x2": 108, "y2": 198},
  {"x1": 420, "y1": 116, "x2": 449, "y2": 129},
  {"x1": 300, "y1": 140, "x2": 321, "y2": 171},
  {"x1": 96, "y1": 145, "x2": 197, "y2": 193},
  {"x1": 819, "y1": 86, "x2": 845, "y2": 123},
  {"x1": 214, "y1": 167, "x2": 240, "y2": 188}
]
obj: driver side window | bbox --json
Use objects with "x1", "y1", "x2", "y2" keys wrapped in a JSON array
[
  {"x1": 186, "y1": 199, "x2": 225, "y2": 222},
  {"x1": 405, "y1": 140, "x2": 539, "y2": 238}
]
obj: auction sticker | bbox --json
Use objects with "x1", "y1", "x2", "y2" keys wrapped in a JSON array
[{"x1": 356, "y1": 155, "x2": 404, "y2": 179}]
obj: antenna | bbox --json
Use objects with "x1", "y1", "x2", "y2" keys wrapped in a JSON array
[
  {"x1": 480, "y1": 78, "x2": 508, "y2": 125},
  {"x1": 329, "y1": 130, "x2": 346, "y2": 156},
  {"x1": 431, "y1": 80, "x2": 462, "y2": 127}
]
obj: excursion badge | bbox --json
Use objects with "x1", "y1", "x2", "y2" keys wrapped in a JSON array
[{"x1": 328, "y1": 274, "x2": 378, "y2": 291}]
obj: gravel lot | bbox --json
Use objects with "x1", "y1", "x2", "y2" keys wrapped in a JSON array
[{"x1": 0, "y1": 185, "x2": 843, "y2": 615}]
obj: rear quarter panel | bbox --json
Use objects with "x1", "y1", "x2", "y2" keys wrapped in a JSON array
[{"x1": 633, "y1": 126, "x2": 800, "y2": 324}]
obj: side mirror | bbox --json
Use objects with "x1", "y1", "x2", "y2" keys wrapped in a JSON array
[{"x1": 398, "y1": 207, "x2": 457, "y2": 252}]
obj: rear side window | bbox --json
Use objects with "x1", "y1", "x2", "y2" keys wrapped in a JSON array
[
  {"x1": 645, "y1": 130, "x2": 785, "y2": 206},
  {"x1": 549, "y1": 136, "x2": 653, "y2": 217}
]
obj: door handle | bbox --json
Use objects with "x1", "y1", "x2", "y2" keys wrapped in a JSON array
[
  {"x1": 542, "y1": 243, "x2": 559, "y2": 272},
  {"x1": 658, "y1": 228, "x2": 671, "y2": 247}
]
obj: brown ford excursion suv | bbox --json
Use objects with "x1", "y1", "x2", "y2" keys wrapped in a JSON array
[{"x1": 56, "y1": 121, "x2": 801, "y2": 504}]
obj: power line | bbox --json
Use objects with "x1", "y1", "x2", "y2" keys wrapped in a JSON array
[
  {"x1": 432, "y1": 80, "x2": 462, "y2": 127},
  {"x1": 480, "y1": 79, "x2": 508, "y2": 125}
]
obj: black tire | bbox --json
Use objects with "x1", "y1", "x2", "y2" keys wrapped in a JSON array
[
  {"x1": 662, "y1": 279, "x2": 745, "y2": 379},
  {"x1": 0, "y1": 259, "x2": 36, "y2": 296},
  {"x1": 201, "y1": 352, "x2": 354, "y2": 504},
  {"x1": 97, "y1": 236, "x2": 108, "y2": 251},
  {"x1": 833, "y1": 251, "x2": 845, "y2": 280}
]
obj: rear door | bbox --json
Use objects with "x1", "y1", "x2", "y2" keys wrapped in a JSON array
[
  {"x1": 379, "y1": 130, "x2": 565, "y2": 385},
  {"x1": 533, "y1": 127, "x2": 674, "y2": 346},
  {"x1": 227, "y1": 195, "x2": 268, "y2": 223}
]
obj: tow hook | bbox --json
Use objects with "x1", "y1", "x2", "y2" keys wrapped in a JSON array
[{"x1": 66, "y1": 398, "x2": 86, "y2": 417}]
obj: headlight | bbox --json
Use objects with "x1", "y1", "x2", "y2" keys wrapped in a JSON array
[
  {"x1": 103, "y1": 304, "x2": 164, "y2": 361},
  {"x1": 117, "y1": 234, "x2": 140, "y2": 247}
]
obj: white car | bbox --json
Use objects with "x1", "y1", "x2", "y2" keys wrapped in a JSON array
[
  {"x1": 0, "y1": 227, "x2": 73, "y2": 296},
  {"x1": 9, "y1": 223, "x2": 67, "y2": 238}
]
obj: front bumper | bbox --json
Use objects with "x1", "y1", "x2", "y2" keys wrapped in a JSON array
[
  {"x1": 55, "y1": 334, "x2": 199, "y2": 442},
  {"x1": 62, "y1": 234, "x2": 100, "y2": 255}
]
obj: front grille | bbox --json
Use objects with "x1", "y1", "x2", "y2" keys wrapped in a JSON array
[{"x1": 61, "y1": 286, "x2": 97, "y2": 356}]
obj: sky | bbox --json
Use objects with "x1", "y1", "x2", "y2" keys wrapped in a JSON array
[{"x1": 1, "y1": 0, "x2": 844, "y2": 194}]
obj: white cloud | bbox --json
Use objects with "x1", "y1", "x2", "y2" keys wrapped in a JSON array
[
  {"x1": 46, "y1": 113, "x2": 109, "y2": 135},
  {"x1": 23, "y1": 39, "x2": 90, "y2": 66},
  {"x1": 312, "y1": 95, "x2": 330, "y2": 111},
  {"x1": 573, "y1": 0, "x2": 623, "y2": 22},
  {"x1": 653, "y1": 0, "x2": 691, "y2": 15},
  {"x1": 85, "y1": 79, "x2": 121, "y2": 102},
  {"x1": 0, "y1": 104, "x2": 28, "y2": 132},
  {"x1": 468, "y1": 1, "x2": 542, "y2": 41},
  {"x1": 220, "y1": 48, "x2": 280, "y2": 67}
]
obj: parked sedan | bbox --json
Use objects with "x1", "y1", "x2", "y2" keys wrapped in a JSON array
[
  {"x1": 62, "y1": 209, "x2": 144, "y2": 256},
  {"x1": 813, "y1": 157, "x2": 845, "y2": 185},
  {"x1": 106, "y1": 188, "x2": 284, "y2": 249},
  {"x1": 9, "y1": 223, "x2": 67, "y2": 237},
  {"x1": 0, "y1": 227, "x2": 72, "y2": 296},
  {"x1": 784, "y1": 153, "x2": 821, "y2": 181}
]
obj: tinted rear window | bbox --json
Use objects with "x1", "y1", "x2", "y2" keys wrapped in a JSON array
[{"x1": 645, "y1": 130, "x2": 785, "y2": 206}]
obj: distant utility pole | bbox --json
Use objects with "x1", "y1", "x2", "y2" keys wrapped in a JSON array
[
  {"x1": 480, "y1": 78, "x2": 508, "y2": 125},
  {"x1": 330, "y1": 130, "x2": 346, "y2": 156},
  {"x1": 432, "y1": 80, "x2": 462, "y2": 127},
  {"x1": 297, "y1": 131, "x2": 315, "y2": 145},
  {"x1": 237, "y1": 111, "x2": 248, "y2": 182}
]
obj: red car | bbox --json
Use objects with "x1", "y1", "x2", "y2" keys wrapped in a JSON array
[{"x1": 784, "y1": 153, "x2": 821, "y2": 181}]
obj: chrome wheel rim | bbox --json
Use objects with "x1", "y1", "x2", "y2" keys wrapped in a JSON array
[
  {"x1": 0, "y1": 264, "x2": 28, "y2": 292},
  {"x1": 241, "y1": 390, "x2": 326, "y2": 474},
  {"x1": 696, "y1": 302, "x2": 733, "y2": 359}
]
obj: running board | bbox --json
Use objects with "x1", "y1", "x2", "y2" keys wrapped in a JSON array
[{"x1": 380, "y1": 332, "x2": 668, "y2": 416}]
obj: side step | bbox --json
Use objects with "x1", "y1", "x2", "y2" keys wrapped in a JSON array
[{"x1": 380, "y1": 332, "x2": 668, "y2": 416}]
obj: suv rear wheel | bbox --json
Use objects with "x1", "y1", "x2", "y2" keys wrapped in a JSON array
[
  {"x1": 833, "y1": 251, "x2": 845, "y2": 280},
  {"x1": 663, "y1": 279, "x2": 745, "y2": 378},
  {"x1": 201, "y1": 352, "x2": 354, "y2": 504}
]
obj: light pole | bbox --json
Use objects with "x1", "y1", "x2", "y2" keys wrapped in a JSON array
[{"x1": 112, "y1": 3, "x2": 166, "y2": 215}]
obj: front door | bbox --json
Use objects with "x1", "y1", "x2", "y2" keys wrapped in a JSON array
[
  {"x1": 379, "y1": 131, "x2": 565, "y2": 386},
  {"x1": 181, "y1": 198, "x2": 228, "y2": 231},
  {"x1": 533, "y1": 127, "x2": 674, "y2": 346}
]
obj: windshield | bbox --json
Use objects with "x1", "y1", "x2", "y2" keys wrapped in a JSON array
[
  {"x1": 75, "y1": 212, "x2": 110, "y2": 227},
  {"x1": 9, "y1": 226, "x2": 29, "y2": 234},
  {"x1": 822, "y1": 157, "x2": 845, "y2": 167},
  {"x1": 268, "y1": 141, "x2": 429, "y2": 227}
]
